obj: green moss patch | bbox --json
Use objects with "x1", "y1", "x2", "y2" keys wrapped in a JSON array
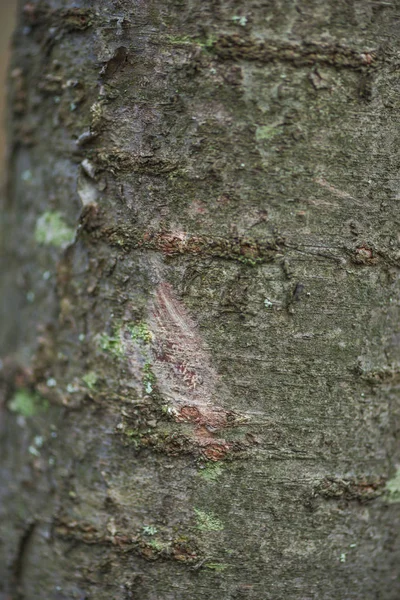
[
  {"x1": 194, "y1": 508, "x2": 224, "y2": 532},
  {"x1": 128, "y1": 322, "x2": 152, "y2": 344},
  {"x1": 82, "y1": 371, "x2": 98, "y2": 390},
  {"x1": 255, "y1": 124, "x2": 279, "y2": 142},
  {"x1": 98, "y1": 331, "x2": 123, "y2": 357},
  {"x1": 9, "y1": 389, "x2": 49, "y2": 417},
  {"x1": 35, "y1": 211, "x2": 75, "y2": 248},
  {"x1": 385, "y1": 468, "x2": 400, "y2": 503},
  {"x1": 198, "y1": 463, "x2": 224, "y2": 481}
]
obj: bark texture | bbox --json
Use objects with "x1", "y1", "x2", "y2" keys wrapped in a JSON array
[{"x1": 1, "y1": 1, "x2": 400, "y2": 598}]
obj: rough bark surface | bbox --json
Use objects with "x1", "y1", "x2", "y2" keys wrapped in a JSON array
[{"x1": 1, "y1": 1, "x2": 400, "y2": 598}]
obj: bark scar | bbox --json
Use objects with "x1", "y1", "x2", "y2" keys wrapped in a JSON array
[{"x1": 149, "y1": 282, "x2": 246, "y2": 454}]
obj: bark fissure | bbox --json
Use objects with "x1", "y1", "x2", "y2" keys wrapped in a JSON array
[{"x1": 11, "y1": 520, "x2": 36, "y2": 600}]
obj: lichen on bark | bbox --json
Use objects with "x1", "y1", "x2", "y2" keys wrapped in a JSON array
[{"x1": 1, "y1": 0, "x2": 400, "y2": 598}]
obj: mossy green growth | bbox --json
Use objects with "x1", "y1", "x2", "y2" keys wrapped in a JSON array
[
  {"x1": 9, "y1": 389, "x2": 49, "y2": 417},
  {"x1": 198, "y1": 463, "x2": 223, "y2": 482},
  {"x1": 125, "y1": 429, "x2": 143, "y2": 447},
  {"x1": 82, "y1": 371, "x2": 98, "y2": 390},
  {"x1": 147, "y1": 538, "x2": 167, "y2": 551},
  {"x1": 194, "y1": 508, "x2": 224, "y2": 532},
  {"x1": 143, "y1": 362, "x2": 156, "y2": 394},
  {"x1": 232, "y1": 15, "x2": 247, "y2": 26},
  {"x1": 129, "y1": 323, "x2": 152, "y2": 344},
  {"x1": 255, "y1": 125, "x2": 278, "y2": 142},
  {"x1": 237, "y1": 256, "x2": 262, "y2": 267},
  {"x1": 35, "y1": 211, "x2": 75, "y2": 248},
  {"x1": 98, "y1": 330, "x2": 123, "y2": 357},
  {"x1": 142, "y1": 525, "x2": 158, "y2": 536},
  {"x1": 385, "y1": 467, "x2": 400, "y2": 503},
  {"x1": 167, "y1": 34, "x2": 193, "y2": 45},
  {"x1": 196, "y1": 36, "x2": 217, "y2": 50},
  {"x1": 167, "y1": 34, "x2": 216, "y2": 51}
]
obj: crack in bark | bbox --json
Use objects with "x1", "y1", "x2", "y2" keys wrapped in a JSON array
[{"x1": 11, "y1": 520, "x2": 36, "y2": 600}]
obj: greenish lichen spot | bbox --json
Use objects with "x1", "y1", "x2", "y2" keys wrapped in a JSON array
[
  {"x1": 82, "y1": 371, "x2": 98, "y2": 390},
  {"x1": 142, "y1": 525, "x2": 158, "y2": 536},
  {"x1": 385, "y1": 467, "x2": 400, "y2": 503},
  {"x1": 98, "y1": 330, "x2": 124, "y2": 357},
  {"x1": 166, "y1": 34, "x2": 216, "y2": 51},
  {"x1": 35, "y1": 211, "x2": 75, "y2": 248},
  {"x1": 205, "y1": 562, "x2": 229, "y2": 572},
  {"x1": 198, "y1": 463, "x2": 224, "y2": 482},
  {"x1": 143, "y1": 361, "x2": 156, "y2": 392},
  {"x1": 255, "y1": 125, "x2": 279, "y2": 142},
  {"x1": 166, "y1": 34, "x2": 193, "y2": 45},
  {"x1": 194, "y1": 508, "x2": 224, "y2": 532},
  {"x1": 125, "y1": 429, "x2": 144, "y2": 448},
  {"x1": 8, "y1": 389, "x2": 49, "y2": 417},
  {"x1": 148, "y1": 538, "x2": 168, "y2": 551},
  {"x1": 198, "y1": 35, "x2": 217, "y2": 50},
  {"x1": 232, "y1": 15, "x2": 247, "y2": 26},
  {"x1": 128, "y1": 322, "x2": 153, "y2": 344}
]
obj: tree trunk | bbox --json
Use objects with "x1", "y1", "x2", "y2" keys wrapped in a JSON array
[{"x1": 1, "y1": 1, "x2": 400, "y2": 598}]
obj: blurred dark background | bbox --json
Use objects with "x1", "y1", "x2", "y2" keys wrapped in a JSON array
[{"x1": 0, "y1": 1, "x2": 17, "y2": 184}]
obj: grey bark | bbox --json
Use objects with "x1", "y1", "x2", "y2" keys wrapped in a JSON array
[{"x1": 1, "y1": 1, "x2": 400, "y2": 598}]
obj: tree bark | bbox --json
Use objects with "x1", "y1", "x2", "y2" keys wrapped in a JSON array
[{"x1": 1, "y1": 1, "x2": 400, "y2": 598}]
